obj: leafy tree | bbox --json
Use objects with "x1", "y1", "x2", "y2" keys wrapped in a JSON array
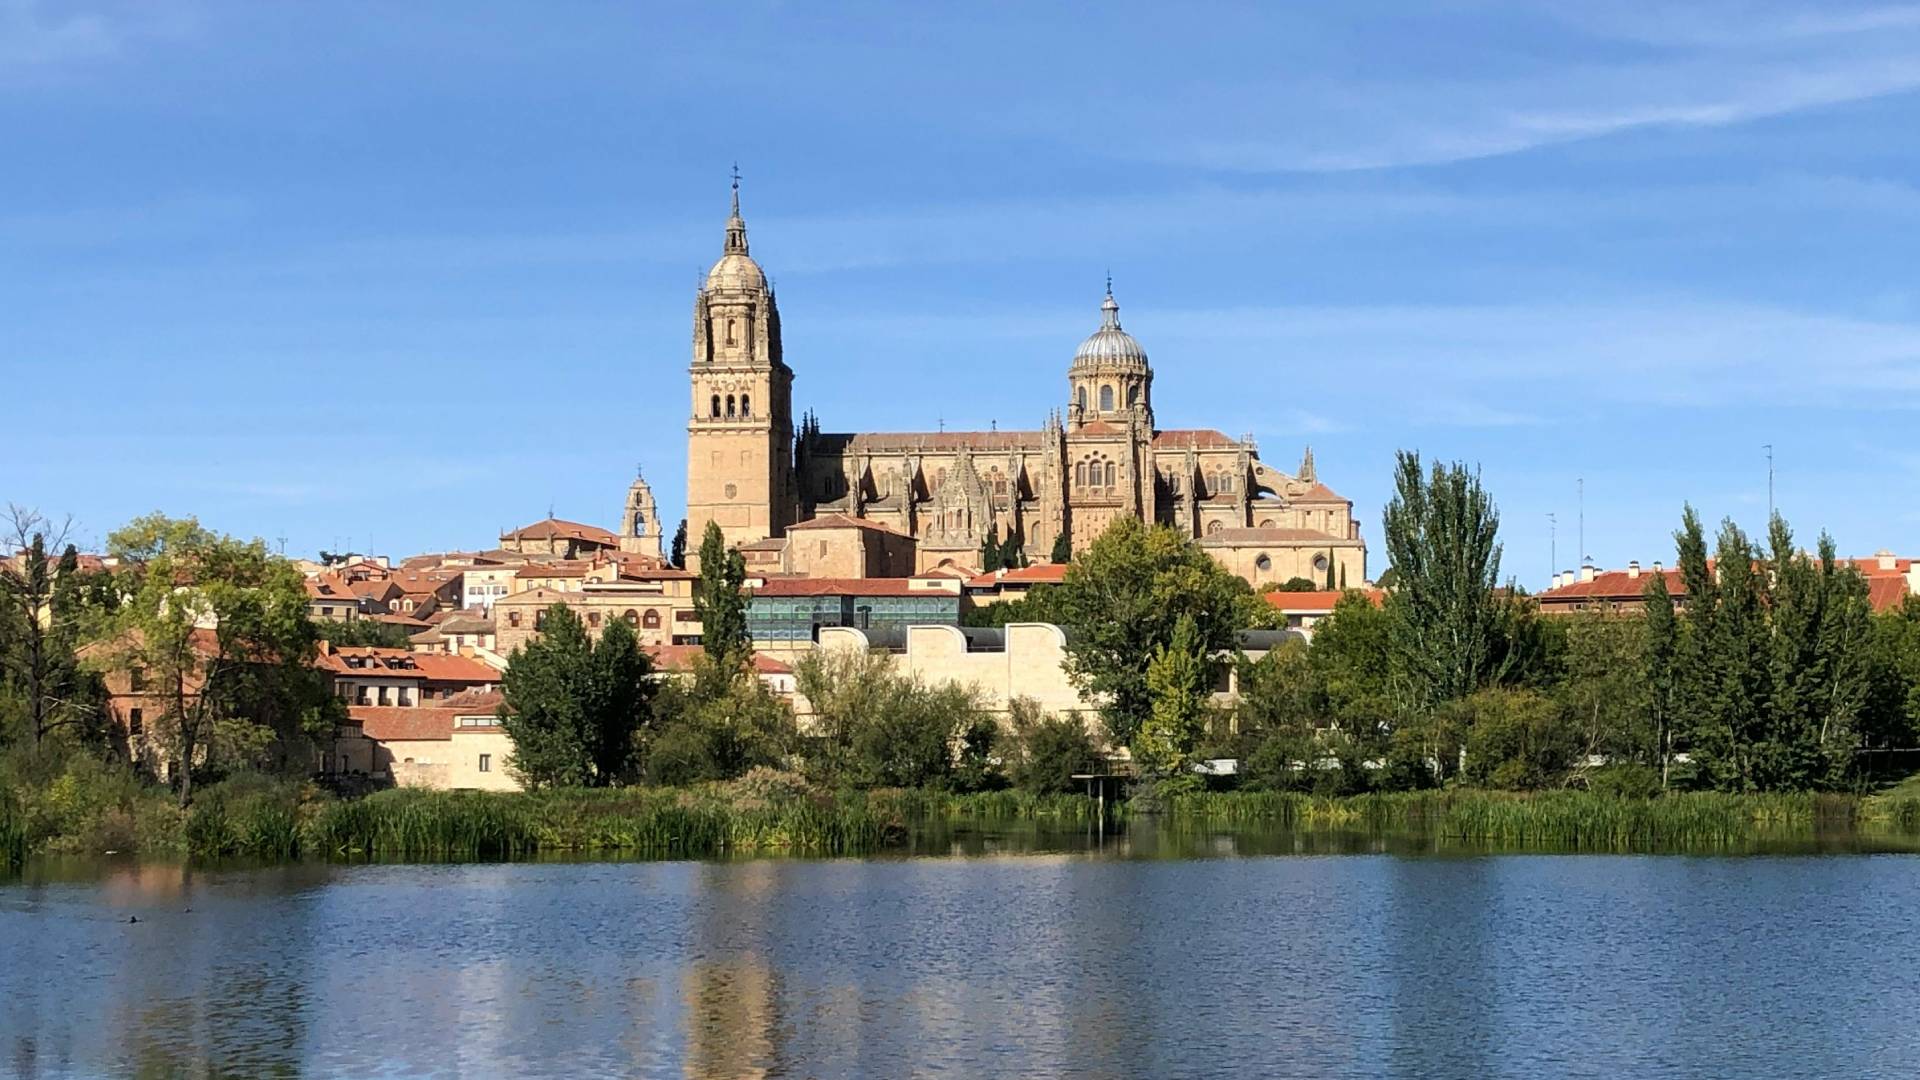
[
  {"x1": 1553, "y1": 610, "x2": 1651, "y2": 771},
  {"x1": 668, "y1": 519, "x2": 689, "y2": 570},
  {"x1": 952, "y1": 716, "x2": 1004, "y2": 792},
  {"x1": 645, "y1": 655, "x2": 795, "y2": 784},
  {"x1": 1863, "y1": 597, "x2": 1920, "y2": 751},
  {"x1": 693, "y1": 521, "x2": 750, "y2": 679},
  {"x1": 1273, "y1": 577, "x2": 1319, "y2": 593},
  {"x1": 1004, "y1": 697, "x2": 1099, "y2": 793},
  {"x1": 1380, "y1": 451, "x2": 1511, "y2": 712},
  {"x1": 1374, "y1": 565, "x2": 1400, "y2": 590},
  {"x1": 1459, "y1": 687, "x2": 1575, "y2": 790},
  {"x1": 1048, "y1": 516, "x2": 1261, "y2": 747},
  {"x1": 1642, "y1": 570, "x2": 1681, "y2": 787},
  {"x1": 0, "y1": 507, "x2": 101, "y2": 750},
  {"x1": 317, "y1": 618, "x2": 413, "y2": 649},
  {"x1": 96, "y1": 513, "x2": 328, "y2": 807},
  {"x1": 1134, "y1": 614, "x2": 1211, "y2": 781},
  {"x1": 979, "y1": 525, "x2": 1003, "y2": 573},
  {"x1": 794, "y1": 647, "x2": 978, "y2": 789},
  {"x1": 1049, "y1": 530, "x2": 1073, "y2": 565},
  {"x1": 499, "y1": 605, "x2": 656, "y2": 787},
  {"x1": 960, "y1": 586, "x2": 1061, "y2": 628}
]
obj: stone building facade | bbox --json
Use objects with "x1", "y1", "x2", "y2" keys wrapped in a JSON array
[{"x1": 684, "y1": 184, "x2": 1367, "y2": 586}]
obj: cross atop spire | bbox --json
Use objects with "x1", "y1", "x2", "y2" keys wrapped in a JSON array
[
  {"x1": 730, "y1": 162, "x2": 741, "y2": 213},
  {"x1": 723, "y1": 164, "x2": 749, "y2": 255}
]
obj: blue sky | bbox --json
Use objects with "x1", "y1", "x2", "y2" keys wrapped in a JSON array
[{"x1": 5, "y1": 1, "x2": 1919, "y2": 585}]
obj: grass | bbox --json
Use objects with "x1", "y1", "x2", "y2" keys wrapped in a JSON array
[{"x1": 1164, "y1": 789, "x2": 1889, "y2": 850}]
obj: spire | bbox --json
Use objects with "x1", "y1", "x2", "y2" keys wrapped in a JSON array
[
  {"x1": 724, "y1": 164, "x2": 748, "y2": 255},
  {"x1": 1100, "y1": 277, "x2": 1121, "y2": 331},
  {"x1": 1299, "y1": 446, "x2": 1317, "y2": 484}
]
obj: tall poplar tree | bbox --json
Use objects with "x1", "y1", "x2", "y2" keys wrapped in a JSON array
[
  {"x1": 693, "y1": 522, "x2": 751, "y2": 678},
  {"x1": 1379, "y1": 451, "x2": 1509, "y2": 712}
]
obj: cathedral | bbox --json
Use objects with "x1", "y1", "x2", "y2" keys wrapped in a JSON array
[{"x1": 681, "y1": 182, "x2": 1367, "y2": 588}]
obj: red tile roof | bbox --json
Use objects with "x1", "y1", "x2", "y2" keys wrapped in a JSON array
[
  {"x1": 1151, "y1": 429, "x2": 1240, "y2": 449},
  {"x1": 502, "y1": 518, "x2": 619, "y2": 546},
  {"x1": 749, "y1": 577, "x2": 935, "y2": 597},
  {"x1": 1539, "y1": 568, "x2": 1687, "y2": 602},
  {"x1": 1291, "y1": 482, "x2": 1349, "y2": 504},
  {"x1": 316, "y1": 645, "x2": 499, "y2": 684},
  {"x1": 1869, "y1": 576, "x2": 1913, "y2": 612},
  {"x1": 644, "y1": 645, "x2": 793, "y2": 676},
  {"x1": 968, "y1": 563, "x2": 1070, "y2": 588},
  {"x1": 1264, "y1": 589, "x2": 1384, "y2": 613}
]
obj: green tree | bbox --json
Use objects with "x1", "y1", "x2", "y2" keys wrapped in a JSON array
[
  {"x1": 499, "y1": 605, "x2": 656, "y2": 788},
  {"x1": 1642, "y1": 570, "x2": 1681, "y2": 788},
  {"x1": 1380, "y1": 451, "x2": 1511, "y2": 713},
  {"x1": 97, "y1": 514, "x2": 328, "y2": 806},
  {"x1": 1762, "y1": 518, "x2": 1871, "y2": 788},
  {"x1": 693, "y1": 521, "x2": 751, "y2": 679},
  {"x1": 1004, "y1": 697, "x2": 1099, "y2": 793},
  {"x1": 1554, "y1": 610, "x2": 1650, "y2": 771},
  {"x1": 1048, "y1": 517, "x2": 1261, "y2": 747},
  {"x1": 1134, "y1": 614, "x2": 1211, "y2": 781},
  {"x1": 1863, "y1": 597, "x2": 1920, "y2": 751},
  {"x1": 669, "y1": 519, "x2": 689, "y2": 570},
  {"x1": 0, "y1": 507, "x2": 98, "y2": 750},
  {"x1": 1049, "y1": 530, "x2": 1073, "y2": 565},
  {"x1": 979, "y1": 525, "x2": 1003, "y2": 573},
  {"x1": 645, "y1": 659, "x2": 795, "y2": 784},
  {"x1": 794, "y1": 647, "x2": 978, "y2": 789},
  {"x1": 1459, "y1": 687, "x2": 1575, "y2": 790},
  {"x1": 316, "y1": 618, "x2": 413, "y2": 649},
  {"x1": 1273, "y1": 577, "x2": 1319, "y2": 593}
]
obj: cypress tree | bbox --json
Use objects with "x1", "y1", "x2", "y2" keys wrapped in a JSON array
[
  {"x1": 1050, "y1": 530, "x2": 1073, "y2": 565},
  {"x1": 1642, "y1": 569, "x2": 1679, "y2": 788},
  {"x1": 693, "y1": 521, "x2": 751, "y2": 676}
]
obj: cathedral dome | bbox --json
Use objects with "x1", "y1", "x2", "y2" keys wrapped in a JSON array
[
  {"x1": 1071, "y1": 290, "x2": 1148, "y2": 368},
  {"x1": 705, "y1": 251, "x2": 765, "y2": 292}
]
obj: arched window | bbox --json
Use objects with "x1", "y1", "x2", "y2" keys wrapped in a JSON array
[
  {"x1": 1075, "y1": 462, "x2": 1087, "y2": 487},
  {"x1": 534, "y1": 610, "x2": 547, "y2": 630},
  {"x1": 1313, "y1": 554, "x2": 1330, "y2": 573},
  {"x1": 642, "y1": 610, "x2": 661, "y2": 629},
  {"x1": 623, "y1": 609, "x2": 639, "y2": 625},
  {"x1": 1104, "y1": 462, "x2": 1117, "y2": 487},
  {"x1": 726, "y1": 318, "x2": 736, "y2": 345},
  {"x1": 588, "y1": 611, "x2": 601, "y2": 627},
  {"x1": 726, "y1": 395, "x2": 736, "y2": 418},
  {"x1": 1100, "y1": 385, "x2": 1114, "y2": 411},
  {"x1": 1076, "y1": 386, "x2": 1087, "y2": 411},
  {"x1": 1259, "y1": 518, "x2": 1276, "y2": 529},
  {"x1": 710, "y1": 394, "x2": 721, "y2": 418},
  {"x1": 740, "y1": 394, "x2": 750, "y2": 417},
  {"x1": 1221, "y1": 474, "x2": 1234, "y2": 494},
  {"x1": 1207, "y1": 520, "x2": 1223, "y2": 535},
  {"x1": 1129, "y1": 385, "x2": 1140, "y2": 406}
]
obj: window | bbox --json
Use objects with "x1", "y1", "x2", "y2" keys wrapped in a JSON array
[
  {"x1": 399, "y1": 688, "x2": 412, "y2": 707},
  {"x1": 1104, "y1": 462, "x2": 1117, "y2": 487},
  {"x1": 588, "y1": 611, "x2": 601, "y2": 627},
  {"x1": 1260, "y1": 519, "x2": 1276, "y2": 529},
  {"x1": 1076, "y1": 386, "x2": 1087, "y2": 411},
  {"x1": 478, "y1": 754, "x2": 492, "y2": 773},
  {"x1": 642, "y1": 610, "x2": 661, "y2": 629},
  {"x1": 129, "y1": 666, "x2": 147, "y2": 692},
  {"x1": 725, "y1": 318, "x2": 736, "y2": 345},
  {"x1": 1129, "y1": 385, "x2": 1140, "y2": 406},
  {"x1": 1313, "y1": 554, "x2": 1330, "y2": 573},
  {"x1": 1075, "y1": 462, "x2": 1088, "y2": 487},
  {"x1": 726, "y1": 394, "x2": 737, "y2": 418},
  {"x1": 534, "y1": 610, "x2": 547, "y2": 630},
  {"x1": 624, "y1": 609, "x2": 639, "y2": 625},
  {"x1": 1255, "y1": 554, "x2": 1272, "y2": 573},
  {"x1": 508, "y1": 611, "x2": 521, "y2": 628},
  {"x1": 711, "y1": 394, "x2": 721, "y2": 418},
  {"x1": 128, "y1": 708, "x2": 144, "y2": 736},
  {"x1": 1100, "y1": 385, "x2": 1114, "y2": 411},
  {"x1": 1207, "y1": 521, "x2": 1223, "y2": 535},
  {"x1": 818, "y1": 540, "x2": 829, "y2": 556},
  {"x1": 740, "y1": 393, "x2": 751, "y2": 417},
  {"x1": 378, "y1": 686, "x2": 391, "y2": 706}
]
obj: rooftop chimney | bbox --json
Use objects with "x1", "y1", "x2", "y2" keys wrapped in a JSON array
[
  {"x1": 1652, "y1": 560, "x2": 1663, "y2": 574},
  {"x1": 1627, "y1": 560, "x2": 1641, "y2": 579},
  {"x1": 1580, "y1": 565, "x2": 1596, "y2": 583},
  {"x1": 1878, "y1": 549, "x2": 1897, "y2": 571}
]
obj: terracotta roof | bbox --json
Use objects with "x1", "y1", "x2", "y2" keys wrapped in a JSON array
[
  {"x1": 501, "y1": 518, "x2": 619, "y2": 546},
  {"x1": 738, "y1": 537, "x2": 788, "y2": 552},
  {"x1": 968, "y1": 563, "x2": 1069, "y2": 588},
  {"x1": 749, "y1": 577, "x2": 938, "y2": 598},
  {"x1": 1200, "y1": 527, "x2": 1351, "y2": 545},
  {"x1": 350, "y1": 706, "x2": 460, "y2": 742},
  {"x1": 1264, "y1": 589, "x2": 1384, "y2": 613},
  {"x1": 1075, "y1": 420, "x2": 1129, "y2": 435},
  {"x1": 440, "y1": 688, "x2": 505, "y2": 712},
  {"x1": 1868, "y1": 577, "x2": 1912, "y2": 612},
  {"x1": 317, "y1": 645, "x2": 499, "y2": 684},
  {"x1": 787, "y1": 514, "x2": 908, "y2": 536},
  {"x1": 821, "y1": 430, "x2": 1045, "y2": 453},
  {"x1": 1539, "y1": 568, "x2": 1687, "y2": 602},
  {"x1": 1151, "y1": 429, "x2": 1240, "y2": 449},
  {"x1": 1291, "y1": 482, "x2": 1348, "y2": 504},
  {"x1": 496, "y1": 587, "x2": 576, "y2": 605},
  {"x1": 645, "y1": 644, "x2": 793, "y2": 676}
]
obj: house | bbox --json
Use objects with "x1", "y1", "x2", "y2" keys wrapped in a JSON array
[
  {"x1": 348, "y1": 688, "x2": 516, "y2": 791},
  {"x1": 1536, "y1": 552, "x2": 1915, "y2": 615},
  {"x1": 498, "y1": 518, "x2": 622, "y2": 559},
  {"x1": 408, "y1": 610, "x2": 498, "y2": 656},
  {"x1": 314, "y1": 643, "x2": 501, "y2": 708},
  {"x1": 1262, "y1": 588, "x2": 1386, "y2": 636}
]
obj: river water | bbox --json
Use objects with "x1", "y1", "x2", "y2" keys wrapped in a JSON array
[{"x1": 3, "y1": 824, "x2": 1919, "y2": 1078}]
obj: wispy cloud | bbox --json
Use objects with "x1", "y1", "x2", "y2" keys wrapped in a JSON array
[{"x1": 0, "y1": 0, "x2": 118, "y2": 70}]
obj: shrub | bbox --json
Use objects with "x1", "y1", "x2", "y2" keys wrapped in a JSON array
[
  {"x1": 795, "y1": 648, "x2": 982, "y2": 789},
  {"x1": 1004, "y1": 699, "x2": 1099, "y2": 794},
  {"x1": 1459, "y1": 687, "x2": 1576, "y2": 790}
]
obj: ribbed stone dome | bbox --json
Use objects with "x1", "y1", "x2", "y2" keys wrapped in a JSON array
[
  {"x1": 1072, "y1": 291, "x2": 1148, "y2": 367},
  {"x1": 705, "y1": 250, "x2": 765, "y2": 292}
]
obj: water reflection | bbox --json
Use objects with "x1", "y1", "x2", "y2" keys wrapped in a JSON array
[{"x1": 4, "y1": 837, "x2": 1920, "y2": 1078}]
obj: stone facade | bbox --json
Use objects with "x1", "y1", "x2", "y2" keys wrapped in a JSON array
[{"x1": 682, "y1": 184, "x2": 1367, "y2": 587}]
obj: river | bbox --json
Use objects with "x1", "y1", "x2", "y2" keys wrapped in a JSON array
[{"x1": 3, "y1": 823, "x2": 1918, "y2": 1078}]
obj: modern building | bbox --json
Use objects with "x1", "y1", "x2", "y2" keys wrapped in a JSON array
[{"x1": 745, "y1": 576, "x2": 963, "y2": 653}]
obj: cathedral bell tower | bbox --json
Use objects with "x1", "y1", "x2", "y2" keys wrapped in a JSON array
[{"x1": 685, "y1": 173, "x2": 795, "y2": 569}]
